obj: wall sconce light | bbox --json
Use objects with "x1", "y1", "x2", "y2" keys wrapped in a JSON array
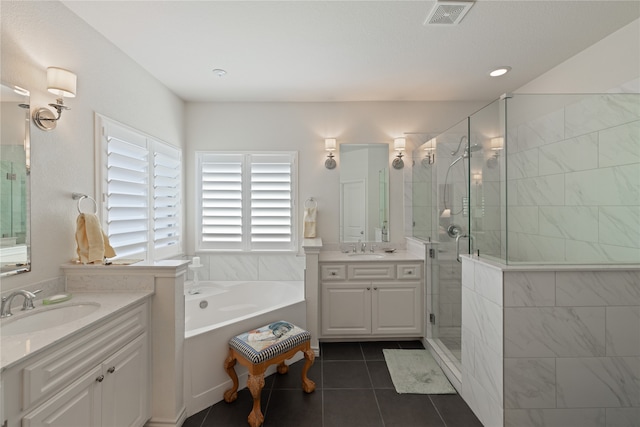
[
  {"x1": 422, "y1": 138, "x2": 436, "y2": 166},
  {"x1": 33, "y1": 67, "x2": 77, "y2": 131},
  {"x1": 490, "y1": 137, "x2": 504, "y2": 152},
  {"x1": 472, "y1": 172, "x2": 482, "y2": 183},
  {"x1": 324, "y1": 138, "x2": 337, "y2": 169},
  {"x1": 392, "y1": 137, "x2": 406, "y2": 169}
]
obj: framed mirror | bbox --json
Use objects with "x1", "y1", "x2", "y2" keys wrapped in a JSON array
[
  {"x1": 339, "y1": 143, "x2": 389, "y2": 242},
  {"x1": 1, "y1": 82, "x2": 31, "y2": 276}
]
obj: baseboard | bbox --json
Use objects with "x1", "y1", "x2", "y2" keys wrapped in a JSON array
[{"x1": 144, "y1": 405, "x2": 187, "y2": 427}]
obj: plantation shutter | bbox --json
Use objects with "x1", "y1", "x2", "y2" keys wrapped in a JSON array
[
  {"x1": 250, "y1": 154, "x2": 293, "y2": 250},
  {"x1": 152, "y1": 141, "x2": 182, "y2": 258},
  {"x1": 197, "y1": 152, "x2": 296, "y2": 252},
  {"x1": 199, "y1": 154, "x2": 244, "y2": 250},
  {"x1": 100, "y1": 116, "x2": 183, "y2": 261}
]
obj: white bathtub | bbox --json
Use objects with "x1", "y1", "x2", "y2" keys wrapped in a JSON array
[{"x1": 183, "y1": 280, "x2": 306, "y2": 416}]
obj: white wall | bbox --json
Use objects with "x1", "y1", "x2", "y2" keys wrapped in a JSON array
[
  {"x1": 184, "y1": 101, "x2": 485, "y2": 251},
  {"x1": 516, "y1": 19, "x2": 639, "y2": 94},
  {"x1": 1, "y1": 1, "x2": 185, "y2": 291}
]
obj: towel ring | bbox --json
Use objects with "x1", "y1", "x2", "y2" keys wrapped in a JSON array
[
  {"x1": 72, "y1": 193, "x2": 98, "y2": 215},
  {"x1": 304, "y1": 198, "x2": 317, "y2": 209}
]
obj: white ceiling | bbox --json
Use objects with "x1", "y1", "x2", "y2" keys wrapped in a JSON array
[{"x1": 61, "y1": 0, "x2": 640, "y2": 103}]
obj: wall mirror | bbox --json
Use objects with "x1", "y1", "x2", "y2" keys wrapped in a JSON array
[
  {"x1": 339, "y1": 143, "x2": 389, "y2": 243},
  {"x1": 1, "y1": 82, "x2": 31, "y2": 276}
]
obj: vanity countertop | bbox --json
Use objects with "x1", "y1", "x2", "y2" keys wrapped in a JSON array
[
  {"x1": 319, "y1": 250, "x2": 424, "y2": 262},
  {"x1": 0, "y1": 291, "x2": 153, "y2": 371}
]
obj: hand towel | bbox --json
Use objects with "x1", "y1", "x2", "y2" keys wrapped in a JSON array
[
  {"x1": 76, "y1": 213, "x2": 116, "y2": 264},
  {"x1": 303, "y1": 207, "x2": 317, "y2": 238}
]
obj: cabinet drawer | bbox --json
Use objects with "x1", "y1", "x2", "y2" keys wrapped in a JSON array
[
  {"x1": 397, "y1": 264, "x2": 422, "y2": 279},
  {"x1": 348, "y1": 264, "x2": 395, "y2": 280},
  {"x1": 23, "y1": 302, "x2": 148, "y2": 408},
  {"x1": 321, "y1": 265, "x2": 347, "y2": 280}
]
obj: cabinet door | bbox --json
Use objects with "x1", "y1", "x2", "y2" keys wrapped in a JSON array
[
  {"x1": 22, "y1": 366, "x2": 102, "y2": 427},
  {"x1": 321, "y1": 282, "x2": 371, "y2": 335},
  {"x1": 372, "y1": 282, "x2": 422, "y2": 335},
  {"x1": 101, "y1": 333, "x2": 149, "y2": 427}
]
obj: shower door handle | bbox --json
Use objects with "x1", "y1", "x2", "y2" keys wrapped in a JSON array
[{"x1": 455, "y1": 234, "x2": 474, "y2": 263}]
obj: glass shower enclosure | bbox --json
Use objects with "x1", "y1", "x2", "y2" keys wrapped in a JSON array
[{"x1": 413, "y1": 92, "x2": 640, "y2": 377}]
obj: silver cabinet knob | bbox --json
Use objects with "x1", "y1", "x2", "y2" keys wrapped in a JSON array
[
  {"x1": 107, "y1": 366, "x2": 116, "y2": 374},
  {"x1": 96, "y1": 375, "x2": 104, "y2": 383}
]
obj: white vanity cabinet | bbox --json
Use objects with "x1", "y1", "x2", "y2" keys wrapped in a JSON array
[
  {"x1": 320, "y1": 262, "x2": 423, "y2": 337},
  {"x1": 2, "y1": 300, "x2": 150, "y2": 427}
]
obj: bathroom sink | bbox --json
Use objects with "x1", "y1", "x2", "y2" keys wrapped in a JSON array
[
  {"x1": 1, "y1": 303, "x2": 101, "y2": 336},
  {"x1": 347, "y1": 253, "x2": 385, "y2": 260}
]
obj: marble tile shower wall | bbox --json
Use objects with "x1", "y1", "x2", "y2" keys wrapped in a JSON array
[
  {"x1": 503, "y1": 269, "x2": 640, "y2": 427},
  {"x1": 189, "y1": 254, "x2": 305, "y2": 282},
  {"x1": 506, "y1": 94, "x2": 640, "y2": 264}
]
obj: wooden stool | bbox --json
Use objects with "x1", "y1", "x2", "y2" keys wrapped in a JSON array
[{"x1": 223, "y1": 321, "x2": 316, "y2": 427}]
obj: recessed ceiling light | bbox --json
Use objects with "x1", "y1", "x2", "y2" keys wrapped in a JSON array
[
  {"x1": 212, "y1": 68, "x2": 227, "y2": 77},
  {"x1": 489, "y1": 66, "x2": 511, "y2": 77}
]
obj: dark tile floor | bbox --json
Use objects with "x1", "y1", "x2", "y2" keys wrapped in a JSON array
[{"x1": 183, "y1": 341, "x2": 484, "y2": 427}]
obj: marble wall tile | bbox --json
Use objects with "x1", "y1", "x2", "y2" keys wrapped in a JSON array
[
  {"x1": 505, "y1": 408, "x2": 605, "y2": 427},
  {"x1": 473, "y1": 261, "x2": 503, "y2": 306},
  {"x1": 462, "y1": 370, "x2": 504, "y2": 427},
  {"x1": 509, "y1": 206, "x2": 539, "y2": 234},
  {"x1": 565, "y1": 241, "x2": 640, "y2": 264},
  {"x1": 538, "y1": 206, "x2": 599, "y2": 242},
  {"x1": 504, "y1": 358, "x2": 556, "y2": 409},
  {"x1": 461, "y1": 257, "x2": 474, "y2": 290},
  {"x1": 599, "y1": 120, "x2": 640, "y2": 168},
  {"x1": 599, "y1": 206, "x2": 640, "y2": 248},
  {"x1": 556, "y1": 357, "x2": 640, "y2": 408},
  {"x1": 208, "y1": 255, "x2": 259, "y2": 280},
  {"x1": 462, "y1": 288, "x2": 503, "y2": 352},
  {"x1": 565, "y1": 164, "x2": 640, "y2": 206},
  {"x1": 516, "y1": 174, "x2": 565, "y2": 206},
  {"x1": 556, "y1": 271, "x2": 640, "y2": 306},
  {"x1": 565, "y1": 94, "x2": 640, "y2": 139},
  {"x1": 605, "y1": 408, "x2": 640, "y2": 427},
  {"x1": 518, "y1": 109, "x2": 565, "y2": 149},
  {"x1": 507, "y1": 149, "x2": 539, "y2": 180},
  {"x1": 461, "y1": 326, "x2": 475, "y2": 376},
  {"x1": 538, "y1": 133, "x2": 598, "y2": 176},
  {"x1": 514, "y1": 234, "x2": 566, "y2": 263},
  {"x1": 504, "y1": 307, "x2": 606, "y2": 358},
  {"x1": 474, "y1": 338, "x2": 504, "y2": 402},
  {"x1": 504, "y1": 271, "x2": 555, "y2": 307},
  {"x1": 606, "y1": 307, "x2": 640, "y2": 357},
  {"x1": 257, "y1": 255, "x2": 305, "y2": 281}
]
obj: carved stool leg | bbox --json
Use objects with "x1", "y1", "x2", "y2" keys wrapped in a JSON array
[
  {"x1": 223, "y1": 349, "x2": 239, "y2": 403},
  {"x1": 301, "y1": 348, "x2": 316, "y2": 393},
  {"x1": 277, "y1": 361, "x2": 288, "y2": 374},
  {"x1": 247, "y1": 373, "x2": 265, "y2": 427}
]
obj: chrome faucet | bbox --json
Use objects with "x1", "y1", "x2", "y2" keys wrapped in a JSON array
[
  {"x1": 1, "y1": 289, "x2": 40, "y2": 318},
  {"x1": 369, "y1": 244, "x2": 377, "y2": 253},
  {"x1": 361, "y1": 241, "x2": 366, "y2": 253}
]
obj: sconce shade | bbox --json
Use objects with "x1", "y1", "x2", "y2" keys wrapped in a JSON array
[
  {"x1": 47, "y1": 67, "x2": 76, "y2": 98},
  {"x1": 394, "y1": 137, "x2": 406, "y2": 152},
  {"x1": 325, "y1": 138, "x2": 337, "y2": 151},
  {"x1": 491, "y1": 137, "x2": 504, "y2": 151}
]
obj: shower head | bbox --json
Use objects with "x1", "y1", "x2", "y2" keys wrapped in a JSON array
[
  {"x1": 450, "y1": 135, "x2": 468, "y2": 156},
  {"x1": 463, "y1": 144, "x2": 482, "y2": 157}
]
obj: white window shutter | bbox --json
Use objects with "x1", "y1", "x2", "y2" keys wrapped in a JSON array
[
  {"x1": 197, "y1": 152, "x2": 297, "y2": 252},
  {"x1": 105, "y1": 131, "x2": 149, "y2": 260},
  {"x1": 250, "y1": 154, "x2": 294, "y2": 250},
  {"x1": 99, "y1": 116, "x2": 183, "y2": 261},
  {"x1": 152, "y1": 141, "x2": 182, "y2": 258}
]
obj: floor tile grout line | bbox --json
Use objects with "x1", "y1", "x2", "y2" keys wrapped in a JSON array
[
  {"x1": 428, "y1": 394, "x2": 450, "y2": 427},
  {"x1": 361, "y1": 342, "x2": 387, "y2": 427}
]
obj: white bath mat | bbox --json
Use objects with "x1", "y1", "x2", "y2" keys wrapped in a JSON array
[{"x1": 383, "y1": 349, "x2": 456, "y2": 394}]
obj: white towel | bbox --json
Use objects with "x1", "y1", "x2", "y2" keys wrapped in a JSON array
[
  {"x1": 303, "y1": 207, "x2": 317, "y2": 238},
  {"x1": 75, "y1": 213, "x2": 116, "y2": 264}
]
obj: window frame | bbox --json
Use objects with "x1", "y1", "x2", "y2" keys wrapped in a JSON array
[
  {"x1": 96, "y1": 114, "x2": 183, "y2": 261},
  {"x1": 195, "y1": 151, "x2": 298, "y2": 253}
]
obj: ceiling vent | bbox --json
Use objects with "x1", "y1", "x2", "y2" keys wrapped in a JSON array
[{"x1": 424, "y1": 1, "x2": 474, "y2": 25}]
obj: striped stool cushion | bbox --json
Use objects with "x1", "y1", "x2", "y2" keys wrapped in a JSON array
[{"x1": 229, "y1": 321, "x2": 310, "y2": 364}]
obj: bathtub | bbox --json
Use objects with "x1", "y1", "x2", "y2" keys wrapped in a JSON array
[{"x1": 183, "y1": 280, "x2": 306, "y2": 416}]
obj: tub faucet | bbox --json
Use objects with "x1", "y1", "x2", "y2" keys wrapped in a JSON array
[{"x1": 1, "y1": 289, "x2": 40, "y2": 318}]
